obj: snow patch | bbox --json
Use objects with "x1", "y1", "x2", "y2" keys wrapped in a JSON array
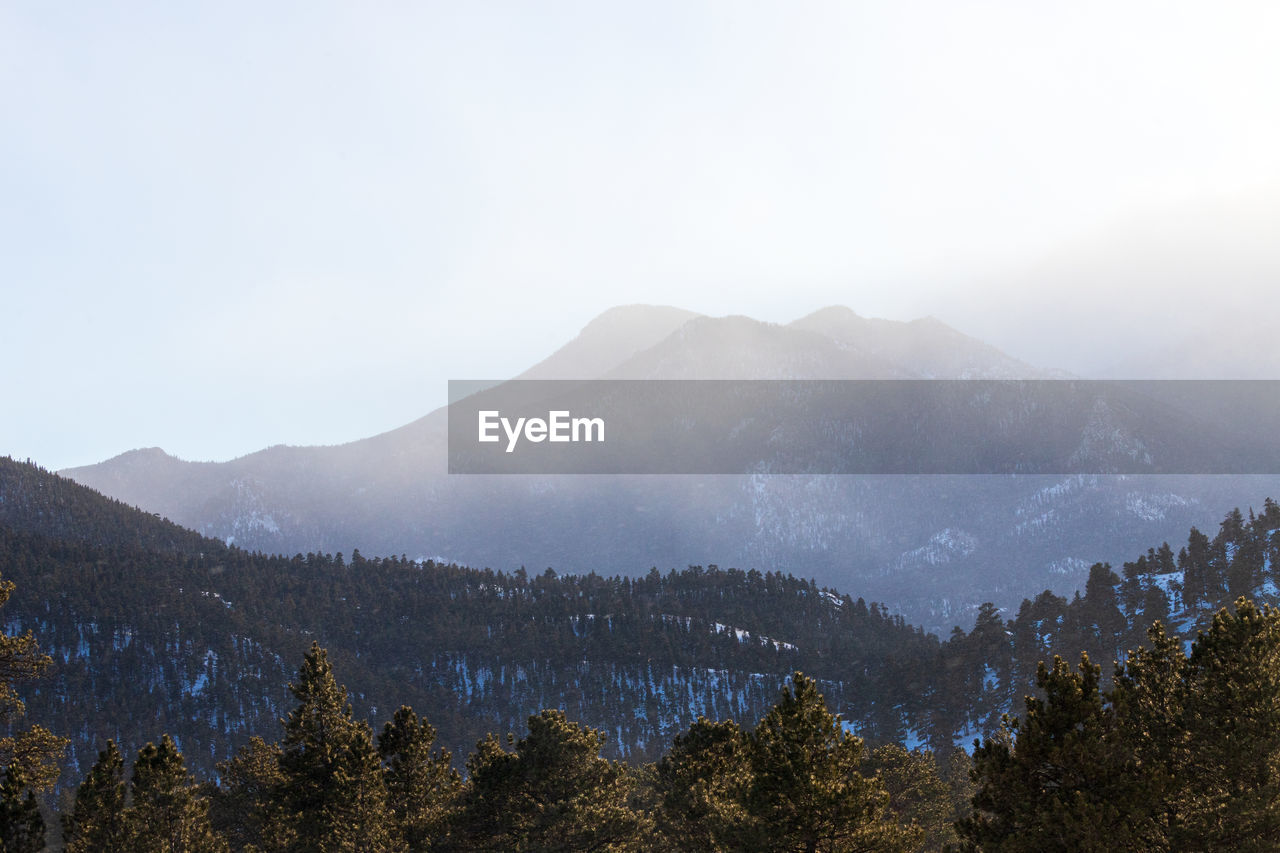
[{"x1": 894, "y1": 528, "x2": 977, "y2": 571}]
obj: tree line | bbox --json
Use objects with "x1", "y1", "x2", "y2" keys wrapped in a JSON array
[
  {"x1": 15, "y1": 638, "x2": 972, "y2": 851},
  {"x1": 7, "y1": 593, "x2": 1280, "y2": 850}
]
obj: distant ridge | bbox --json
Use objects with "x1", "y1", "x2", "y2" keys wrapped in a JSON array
[{"x1": 59, "y1": 305, "x2": 1263, "y2": 630}]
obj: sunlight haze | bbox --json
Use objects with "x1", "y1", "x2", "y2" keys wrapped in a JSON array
[{"x1": 4, "y1": 1, "x2": 1279, "y2": 468}]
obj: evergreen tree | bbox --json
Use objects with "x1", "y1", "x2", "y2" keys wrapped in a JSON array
[
  {"x1": 0, "y1": 575, "x2": 66, "y2": 792},
  {"x1": 449, "y1": 709, "x2": 642, "y2": 852},
  {"x1": 746, "y1": 672, "x2": 917, "y2": 852},
  {"x1": 0, "y1": 764, "x2": 43, "y2": 853},
  {"x1": 1227, "y1": 509, "x2": 1264, "y2": 601},
  {"x1": 327, "y1": 731, "x2": 403, "y2": 853},
  {"x1": 1176, "y1": 599, "x2": 1280, "y2": 850},
  {"x1": 210, "y1": 736, "x2": 285, "y2": 853},
  {"x1": 1261, "y1": 497, "x2": 1280, "y2": 530},
  {"x1": 1181, "y1": 526, "x2": 1215, "y2": 609},
  {"x1": 62, "y1": 740, "x2": 128, "y2": 853},
  {"x1": 1139, "y1": 583, "x2": 1171, "y2": 632},
  {"x1": 123, "y1": 735, "x2": 226, "y2": 853},
  {"x1": 1009, "y1": 591, "x2": 1068, "y2": 695},
  {"x1": 377, "y1": 706, "x2": 460, "y2": 851},
  {"x1": 653, "y1": 717, "x2": 753, "y2": 852},
  {"x1": 862, "y1": 743, "x2": 956, "y2": 852},
  {"x1": 1109, "y1": 620, "x2": 1187, "y2": 850},
  {"x1": 940, "y1": 749, "x2": 975, "y2": 840},
  {"x1": 969, "y1": 602, "x2": 1280, "y2": 851},
  {"x1": 959, "y1": 654, "x2": 1145, "y2": 852},
  {"x1": 1079, "y1": 563, "x2": 1124, "y2": 662},
  {"x1": 276, "y1": 642, "x2": 398, "y2": 853},
  {"x1": 967, "y1": 602, "x2": 1014, "y2": 713},
  {"x1": 1119, "y1": 558, "x2": 1146, "y2": 622}
]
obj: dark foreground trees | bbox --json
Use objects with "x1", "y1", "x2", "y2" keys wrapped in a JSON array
[
  {"x1": 272, "y1": 642, "x2": 398, "y2": 852},
  {"x1": 62, "y1": 651, "x2": 947, "y2": 852},
  {"x1": 61, "y1": 740, "x2": 126, "y2": 852},
  {"x1": 55, "y1": 598, "x2": 1280, "y2": 852},
  {"x1": 124, "y1": 735, "x2": 226, "y2": 853},
  {"x1": 446, "y1": 709, "x2": 642, "y2": 851},
  {"x1": 0, "y1": 575, "x2": 68, "y2": 796},
  {"x1": 961, "y1": 598, "x2": 1280, "y2": 852},
  {"x1": 652, "y1": 673, "x2": 931, "y2": 852},
  {"x1": 0, "y1": 570, "x2": 66, "y2": 851},
  {"x1": 55, "y1": 597, "x2": 1280, "y2": 852}
]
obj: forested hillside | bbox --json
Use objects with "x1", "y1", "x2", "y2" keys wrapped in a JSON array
[
  {"x1": 6, "y1": 457, "x2": 1280, "y2": 841},
  {"x1": 2, "y1": 458, "x2": 947, "y2": 783}
]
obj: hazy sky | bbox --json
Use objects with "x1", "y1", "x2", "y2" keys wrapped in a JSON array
[{"x1": 5, "y1": 1, "x2": 1280, "y2": 469}]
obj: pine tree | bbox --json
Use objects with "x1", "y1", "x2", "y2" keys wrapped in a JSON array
[
  {"x1": 449, "y1": 709, "x2": 642, "y2": 852},
  {"x1": 1079, "y1": 563, "x2": 1124, "y2": 662},
  {"x1": 0, "y1": 575, "x2": 67, "y2": 792},
  {"x1": 1119, "y1": 558, "x2": 1146, "y2": 622},
  {"x1": 377, "y1": 706, "x2": 460, "y2": 851},
  {"x1": 62, "y1": 739, "x2": 128, "y2": 853},
  {"x1": 1109, "y1": 620, "x2": 1187, "y2": 850},
  {"x1": 976, "y1": 603, "x2": 1280, "y2": 851},
  {"x1": 1181, "y1": 526, "x2": 1216, "y2": 609},
  {"x1": 1138, "y1": 583, "x2": 1170, "y2": 631},
  {"x1": 0, "y1": 764, "x2": 43, "y2": 853},
  {"x1": 940, "y1": 749, "x2": 976, "y2": 840},
  {"x1": 967, "y1": 602, "x2": 1013, "y2": 710},
  {"x1": 863, "y1": 743, "x2": 956, "y2": 852},
  {"x1": 326, "y1": 731, "x2": 402, "y2": 853},
  {"x1": 746, "y1": 672, "x2": 917, "y2": 852},
  {"x1": 1176, "y1": 599, "x2": 1280, "y2": 850},
  {"x1": 210, "y1": 736, "x2": 285, "y2": 853},
  {"x1": 653, "y1": 717, "x2": 753, "y2": 851},
  {"x1": 1227, "y1": 510, "x2": 1264, "y2": 601},
  {"x1": 276, "y1": 642, "x2": 398, "y2": 853},
  {"x1": 959, "y1": 654, "x2": 1144, "y2": 852},
  {"x1": 123, "y1": 735, "x2": 226, "y2": 853}
]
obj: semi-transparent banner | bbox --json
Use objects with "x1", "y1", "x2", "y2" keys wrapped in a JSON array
[{"x1": 447, "y1": 380, "x2": 1280, "y2": 475}]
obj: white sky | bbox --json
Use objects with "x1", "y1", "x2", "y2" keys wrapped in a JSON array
[{"x1": 5, "y1": 1, "x2": 1280, "y2": 469}]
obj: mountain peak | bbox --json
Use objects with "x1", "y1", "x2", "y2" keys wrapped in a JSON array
[
  {"x1": 789, "y1": 306, "x2": 1046, "y2": 379},
  {"x1": 791, "y1": 305, "x2": 866, "y2": 325},
  {"x1": 580, "y1": 304, "x2": 702, "y2": 332},
  {"x1": 519, "y1": 305, "x2": 703, "y2": 380},
  {"x1": 87, "y1": 446, "x2": 181, "y2": 468}
]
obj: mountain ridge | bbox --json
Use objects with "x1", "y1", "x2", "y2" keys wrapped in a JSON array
[{"x1": 58, "y1": 305, "x2": 1272, "y2": 630}]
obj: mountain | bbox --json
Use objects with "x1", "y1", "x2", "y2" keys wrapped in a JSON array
[{"x1": 60, "y1": 305, "x2": 1278, "y2": 632}]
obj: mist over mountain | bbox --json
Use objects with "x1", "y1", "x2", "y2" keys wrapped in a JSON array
[
  {"x1": 61, "y1": 306, "x2": 1276, "y2": 631},
  {"x1": 933, "y1": 193, "x2": 1280, "y2": 379},
  {"x1": 787, "y1": 307, "x2": 1059, "y2": 380},
  {"x1": 1108, "y1": 321, "x2": 1280, "y2": 380}
]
